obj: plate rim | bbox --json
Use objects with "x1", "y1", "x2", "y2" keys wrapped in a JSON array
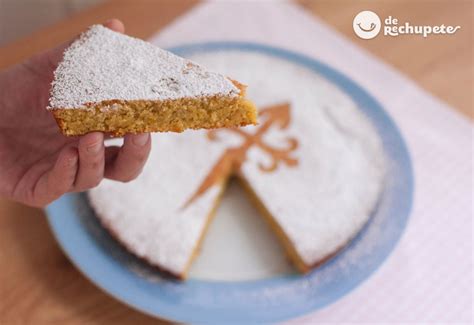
[{"x1": 45, "y1": 41, "x2": 414, "y2": 323}]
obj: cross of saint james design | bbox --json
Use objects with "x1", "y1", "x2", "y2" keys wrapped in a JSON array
[{"x1": 183, "y1": 102, "x2": 299, "y2": 208}]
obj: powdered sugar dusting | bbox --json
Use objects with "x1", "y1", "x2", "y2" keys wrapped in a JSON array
[
  {"x1": 87, "y1": 51, "x2": 385, "y2": 277},
  {"x1": 48, "y1": 25, "x2": 239, "y2": 109},
  {"x1": 195, "y1": 51, "x2": 386, "y2": 267}
]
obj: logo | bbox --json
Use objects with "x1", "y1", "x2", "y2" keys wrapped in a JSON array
[
  {"x1": 353, "y1": 11, "x2": 381, "y2": 39},
  {"x1": 353, "y1": 11, "x2": 461, "y2": 39},
  {"x1": 384, "y1": 16, "x2": 461, "y2": 37}
]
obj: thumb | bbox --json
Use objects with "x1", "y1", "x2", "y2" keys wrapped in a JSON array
[
  {"x1": 24, "y1": 19, "x2": 125, "y2": 80},
  {"x1": 48, "y1": 18, "x2": 126, "y2": 70}
]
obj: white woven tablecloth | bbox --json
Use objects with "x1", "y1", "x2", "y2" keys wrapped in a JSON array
[{"x1": 150, "y1": 2, "x2": 473, "y2": 323}]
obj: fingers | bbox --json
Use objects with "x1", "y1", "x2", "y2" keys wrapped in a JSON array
[
  {"x1": 47, "y1": 18, "x2": 124, "y2": 69},
  {"x1": 50, "y1": 147, "x2": 79, "y2": 192},
  {"x1": 22, "y1": 18, "x2": 125, "y2": 81},
  {"x1": 33, "y1": 147, "x2": 78, "y2": 206},
  {"x1": 74, "y1": 132, "x2": 105, "y2": 191},
  {"x1": 105, "y1": 134, "x2": 151, "y2": 182},
  {"x1": 32, "y1": 132, "x2": 149, "y2": 206},
  {"x1": 50, "y1": 18, "x2": 124, "y2": 63},
  {"x1": 104, "y1": 18, "x2": 125, "y2": 33},
  {"x1": 53, "y1": 19, "x2": 124, "y2": 61}
]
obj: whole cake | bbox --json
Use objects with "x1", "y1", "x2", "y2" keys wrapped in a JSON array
[
  {"x1": 88, "y1": 51, "x2": 385, "y2": 279},
  {"x1": 48, "y1": 25, "x2": 257, "y2": 136}
]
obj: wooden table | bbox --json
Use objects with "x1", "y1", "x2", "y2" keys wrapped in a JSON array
[{"x1": 0, "y1": 1, "x2": 472, "y2": 323}]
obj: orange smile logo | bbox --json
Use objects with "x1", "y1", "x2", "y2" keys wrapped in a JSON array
[{"x1": 357, "y1": 22, "x2": 377, "y2": 32}]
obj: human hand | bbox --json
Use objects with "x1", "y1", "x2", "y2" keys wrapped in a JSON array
[{"x1": 0, "y1": 19, "x2": 151, "y2": 207}]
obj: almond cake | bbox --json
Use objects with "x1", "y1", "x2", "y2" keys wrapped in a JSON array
[{"x1": 48, "y1": 25, "x2": 257, "y2": 136}]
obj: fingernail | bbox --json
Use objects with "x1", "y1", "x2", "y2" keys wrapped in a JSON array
[
  {"x1": 132, "y1": 134, "x2": 149, "y2": 146},
  {"x1": 67, "y1": 155, "x2": 78, "y2": 167},
  {"x1": 87, "y1": 141, "x2": 102, "y2": 154}
]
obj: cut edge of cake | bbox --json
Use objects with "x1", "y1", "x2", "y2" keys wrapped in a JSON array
[
  {"x1": 234, "y1": 175, "x2": 310, "y2": 273},
  {"x1": 180, "y1": 177, "x2": 229, "y2": 279},
  {"x1": 50, "y1": 79, "x2": 257, "y2": 137}
]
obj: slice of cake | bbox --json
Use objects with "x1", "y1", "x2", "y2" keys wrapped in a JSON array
[{"x1": 47, "y1": 25, "x2": 257, "y2": 136}]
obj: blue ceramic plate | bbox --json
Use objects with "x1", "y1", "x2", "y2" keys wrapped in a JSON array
[{"x1": 45, "y1": 42, "x2": 413, "y2": 323}]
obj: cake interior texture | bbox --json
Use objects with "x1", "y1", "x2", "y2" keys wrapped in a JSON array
[
  {"x1": 52, "y1": 95, "x2": 257, "y2": 137},
  {"x1": 181, "y1": 178, "x2": 229, "y2": 278},
  {"x1": 235, "y1": 176, "x2": 310, "y2": 273},
  {"x1": 176, "y1": 174, "x2": 311, "y2": 279}
]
